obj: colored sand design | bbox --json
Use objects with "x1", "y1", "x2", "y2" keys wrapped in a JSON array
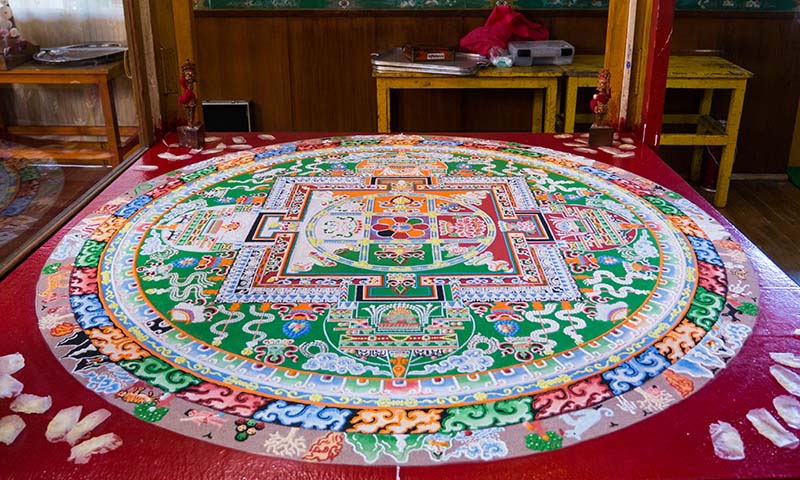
[{"x1": 37, "y1": 135, "x2": 759, "y2": 465}]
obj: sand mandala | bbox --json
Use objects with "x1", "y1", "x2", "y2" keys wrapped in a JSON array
[
  {"x1": 1, "y1": 156, "x2": 63, "y2": 249},
  {"x1": 36, "y1": 135, "x2": 759, "y2": 465}
]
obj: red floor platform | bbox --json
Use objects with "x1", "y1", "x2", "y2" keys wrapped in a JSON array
[{"x1": 1, "y1": 132, "x2": 798, "y2": 479}]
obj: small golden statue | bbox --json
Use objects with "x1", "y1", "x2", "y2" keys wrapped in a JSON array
[
  {"x1": 588, "y1": 68, "x2": 614, "y2": 147},
  {"x1": 177, "y1": 59, "x2": 204, "y2": 148}
]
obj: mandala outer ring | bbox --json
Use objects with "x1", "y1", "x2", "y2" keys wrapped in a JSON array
[{"x1": 36, "y1": 135, "x2": 759, "y2": 465}]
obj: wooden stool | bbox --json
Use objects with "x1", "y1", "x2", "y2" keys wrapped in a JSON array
[
  {"x1": 660, "y1": 56, "x2": 752, "y2": 208},
  {"x1": 561, "y1": 55, "x2": 752, "y2": 208}
]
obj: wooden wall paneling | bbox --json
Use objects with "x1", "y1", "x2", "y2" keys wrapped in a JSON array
[
  {"x1": 374, "y1": 16, "x2": 465, "y2": 51},
  {"x1": 195, "y1": 16, "x2": 293, "y2": 131},
  {"x1": 393, "y1": 90, "x2": 463, "y2": 132},
  {"x1": 460, "y1": 90, "x2": 534, "y2": 132},
  {"x1": 719, "y1": 16, "x2": 799, "y2": 174},
  {"x1": 287, "y1": 17, "x2": 376, "y2": 131},
  {"x1": 547, "y1": 12, "x2": 607, "y2": 54}
]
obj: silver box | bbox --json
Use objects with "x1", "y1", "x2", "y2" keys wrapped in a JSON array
[{"x1": 508, "y1": 40, "x2": 575, "y2": 66}]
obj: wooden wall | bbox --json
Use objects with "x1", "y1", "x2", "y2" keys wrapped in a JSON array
[{"x1": 194, "y1": 10, "x2": 799, "y2": 174}]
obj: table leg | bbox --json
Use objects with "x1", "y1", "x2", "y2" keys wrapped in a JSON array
[
  {"x1": 98, "y1": 77, "x2": 121, "y2": 167},
  {"x1": 564, "y1": 77, "x2": 578, "y2": 133},
  {"x1": 532, "y1": 90, "x2": 543, "y2": 133},
  {"x1": 376, "y1": 78, "x2": 391, "y2": 133},
  {"x1": 690, "y1": 88, "x2": 714, "y2": 182},
  {"x1": 544, "y1": 82, "x2": 557, "y2": 133},
  {"x1": 714, "y1": 83, "x2": 747, "y2": 208}
]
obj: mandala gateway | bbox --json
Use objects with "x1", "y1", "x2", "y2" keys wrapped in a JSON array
[{"x1": 37, "y1": 136, "x2": 759, "y2": 465}]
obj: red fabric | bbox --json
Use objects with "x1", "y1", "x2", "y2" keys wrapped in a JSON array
[
  {"x1": 178, "y1": 75, "x2": 196, "y2": 106},
  {"x1": 459, "y1": 6, "x2": 549, "y2": 57}
]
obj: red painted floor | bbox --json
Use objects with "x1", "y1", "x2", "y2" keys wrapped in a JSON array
[{"x1": 1, "y1": 133, "x2": 798, "y2": 479}]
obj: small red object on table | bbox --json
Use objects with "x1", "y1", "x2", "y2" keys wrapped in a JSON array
[{"x1": 402, "y1": 44, "x2": 455, "y2": 62}]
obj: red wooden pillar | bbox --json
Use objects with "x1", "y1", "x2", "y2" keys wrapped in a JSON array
[
  {"x1": 636, "y1": 0, "x2": 675, "y2": 148},
  {"x1": 605, "y1": 0, "x2": 675, "y2": 149}
]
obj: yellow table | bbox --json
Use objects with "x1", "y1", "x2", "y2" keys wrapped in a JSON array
[
  {"x1": 562, "y1": 55, "x2": 752, "y2": 207},
  {"x1": 0, "y1": 61, "x2": 136, "y2": 166},
  {"x1": 373, "y1": 66, "x2": 562, "y2": 133}
]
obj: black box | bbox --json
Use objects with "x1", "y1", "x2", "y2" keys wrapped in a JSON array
[{"x1": 201, "y1": 100, "x2": 252, "y2": 132}]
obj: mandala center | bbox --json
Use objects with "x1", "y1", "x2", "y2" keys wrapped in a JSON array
[{"x1": 306, "y1": 192, "x2": 495, "y2": 272}]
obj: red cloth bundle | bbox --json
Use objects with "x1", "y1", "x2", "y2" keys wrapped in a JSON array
[{"x1": 459, "y1": 6, "x2": 549, "y2": 57}]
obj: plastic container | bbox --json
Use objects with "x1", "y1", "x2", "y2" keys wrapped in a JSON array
[{"x1": 508, "y1": 40, "x2": 575, "y2": 66}]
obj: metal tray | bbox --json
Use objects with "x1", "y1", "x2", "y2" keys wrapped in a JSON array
[
  {"x1": 33, "y1": 43, "x2": 127, "y2": 65},
  {"x1": 371, "y1": 48, "x2": 487, "y2": 76}
]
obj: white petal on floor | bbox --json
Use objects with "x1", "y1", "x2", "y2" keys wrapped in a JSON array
[
  {"x1": 132, "y1": 165, "x2": 158, "y2": 171},
  {"x1": 200, "y1": 148, "x2": 224, "y2": 155},
  {"x1": 204, "y1": 136, "x2": 222, "y2": 143},
  {"x1": 10, "y1": 394, "x2": 52, "y2": 414},
  {"x1": 232, "y1": 136, "x2": 247, "y2": 144},
  {"x1": 0, "y1": 415, "x2": 25, "y2": 445},
  {"x1": 257, "y1": 134, "x2": 275, "y2": 140},
  {"x1": 746, "y1": 408, "x2": 799, "y2": 449},
  {"x1": 770, "y1": 352, "x2": 800, "y2": 369},
  {"x1": 46, "y1": 406, "x2": 83, "y2": 443},
  {"x1": 774, "y1": 395, "x2": 800, "y2": 429},
  {"x1": 66, "y1": 408, "x2": 111, "y2": 446},
  {"x1": 0, "y1": 353, "x2": 24, "y2": 375},
  {"x1": 574, "y1": 147, "x2": 599, "y2": 155},
  {"x1": 598, "y1": 146, "x2": 624, "y2": 155},
  {"x1": 709, "y1": 421, "x2": 745, "y2": 460},
  {"x1": 0, "y1": 374, "x2": 23, "y2": 398},
  {"x1": 771, "y1": 365, "x2": 800, "y2": 396},
  {"x1": 227, "y1": 144, "x2": 253, "y2": 150},
  {"x1": 68, "y1": 433, "x2": 122, "y2": 464},
  {"x1": 215, "y1": 142, "x2": 226, "y2": 149},
  {"x1": 157, "y1": 152, "x2": 193, "y2": 161}
]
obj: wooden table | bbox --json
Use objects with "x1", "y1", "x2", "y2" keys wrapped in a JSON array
[
  {"x1": 374, "y1": 66, "x2": 562, "y2": 133},
  {"x1": 0, "y1": 61, "x2": 136, "y2": 166},
  {"x1": 562, "y1": 54, "x2": 752, "y2": 207}
]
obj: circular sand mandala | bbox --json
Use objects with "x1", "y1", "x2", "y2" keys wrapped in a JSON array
[{"x1": 37, "y1": 135, "x2": 759, "y2": 465}]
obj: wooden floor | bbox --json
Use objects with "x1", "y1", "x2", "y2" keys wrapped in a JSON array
[{"x1": 714, "y1": 180, "x2": 800, "y2": 286}]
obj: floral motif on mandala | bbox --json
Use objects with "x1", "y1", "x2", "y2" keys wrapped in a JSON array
[{"x1": 371, "y1": 216, "x2": 430, "y2": 239}]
